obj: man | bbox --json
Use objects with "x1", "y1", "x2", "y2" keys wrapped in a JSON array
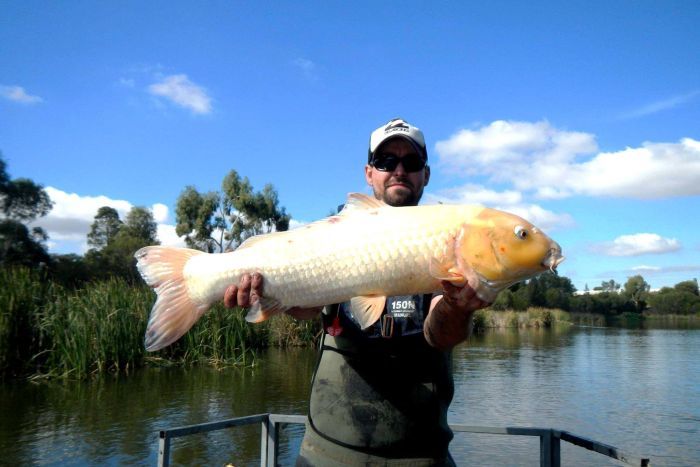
[{"x1": 225, "y1": 118, "x2": 489, "y2": 466}]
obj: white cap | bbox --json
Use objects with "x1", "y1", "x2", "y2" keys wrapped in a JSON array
[{"x1": 368, "y1": 118, "x2": 427, "y2": 163}]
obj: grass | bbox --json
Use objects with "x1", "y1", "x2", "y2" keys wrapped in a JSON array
[{"x1": 1, "y1": 267, "x2": 320, "y2": 380}]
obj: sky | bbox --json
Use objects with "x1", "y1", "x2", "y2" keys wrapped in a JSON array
[{"x1": 2, "y1": 1, "x2": 699, "y2": 291}]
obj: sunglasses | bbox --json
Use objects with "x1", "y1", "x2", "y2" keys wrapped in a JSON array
[{"x1": 371, "y1": 152, "x2": 427, "y2": 172}]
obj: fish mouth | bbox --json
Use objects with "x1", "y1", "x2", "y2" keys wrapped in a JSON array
[{"x1": 542, "y1": 242, "x2": 565, "y2": 272}]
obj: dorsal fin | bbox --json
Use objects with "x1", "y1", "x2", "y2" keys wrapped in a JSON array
[
  {"x1": 236, "y1": 230, "x2": 288, "y2": 250},
  {"x1": 340, "y1": 193, "x2": 387, "y2": 215}
]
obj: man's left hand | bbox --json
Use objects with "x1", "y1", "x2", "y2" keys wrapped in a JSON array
[{"x1": 439, "y1": 280, "x2": 490, "y2": 313}]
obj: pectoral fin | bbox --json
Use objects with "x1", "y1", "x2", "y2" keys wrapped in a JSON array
[
  {"x1": 429, "y1": 257, "x2": 467, "y2": 286},
  {"x1": 350, "y1": 295, "x2": 386, "y2": 329}
]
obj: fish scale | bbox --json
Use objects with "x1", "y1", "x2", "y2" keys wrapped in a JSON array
[
  {"x1": 181, "y1": 203, "x2": 465, "y2": 310},
  {"x1": 136, "y1": 193, "x2": 563, "y2": 351}
]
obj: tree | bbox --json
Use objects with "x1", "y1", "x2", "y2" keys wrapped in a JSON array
[
  {"x1": 599, "y1": 279, "x2": 621, "y2": 293},
  {"x1": 176, "y1": 170, "x2": 290, "y2": 253},
  {"x1": 0, "y1": 152, "x2": 53, "y2": 267},
  {"x1": 623, "y1": 275, "x2": 650, "y2": 312},
  {"x1": 85, "y1": 206, "x2": 159, "y2": 281},
  {"x1": 674, "y1": 279, "x2": 699, "y2": 296},
  {"x1": 175, "y1": 186, "x2": 219, "y2": 252},
  {"x1": 648, "y1": 286, "x2": 700, "y2": 315},
  {"x1": 49, "y1": 253, "x2": 90, "y2": 287},
  {"x1": 0, "y1": 220, "x2": 50, "y2": 266},
  {"x1": 1, "y1": 178, "x2": 53, "y2": 222},
  {"x1": 123, "y1": 206, "x2": 158, "y2": 244},
  {"x1": 87, "y1": 206, "x2": 123, "y2": 249}
]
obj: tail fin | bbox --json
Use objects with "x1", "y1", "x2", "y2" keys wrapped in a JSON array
[{"x1": 135, "y1": 246, "x2": 209, "y2": 351}]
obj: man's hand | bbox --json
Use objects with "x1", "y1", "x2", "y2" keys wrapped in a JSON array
[
  {"x1": 224, "y1": 273, "x2": 263, "y2": 309},
  {"x1": 424, "y1": 281, "x2": 491, "y2": 351},
  {"x1": 223, "y1": 273, "x2": 322, "y2": 320},
  {"x1": 439, "y1": 280, "x2": 490, "y2": 312}
]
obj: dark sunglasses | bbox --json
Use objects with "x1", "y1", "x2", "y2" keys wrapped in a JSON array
[{"x1": 371, "y1": 152, "x2": 427, "y2": 172}]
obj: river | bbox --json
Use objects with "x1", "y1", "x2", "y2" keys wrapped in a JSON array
[{"x1": 1, "y1": 325, "x2": 698, "y2": 466}]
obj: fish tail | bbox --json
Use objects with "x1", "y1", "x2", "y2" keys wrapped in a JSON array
[{"x1": 135, "y1": 246, "x2": 209, "y2": 351}]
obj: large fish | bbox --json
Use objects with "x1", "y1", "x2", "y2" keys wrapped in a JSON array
[{"x1": 136, "y1": 193, "x2": 564, "y2": 351}]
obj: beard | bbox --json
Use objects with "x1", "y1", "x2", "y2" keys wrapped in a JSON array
[{"x1": 375, "y1": 180, "x2": 423, "y2": 207}]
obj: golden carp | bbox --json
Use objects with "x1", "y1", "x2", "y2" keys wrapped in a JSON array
[{"x1": 136, "y1": 193, "x2": 563, "y2": 351}]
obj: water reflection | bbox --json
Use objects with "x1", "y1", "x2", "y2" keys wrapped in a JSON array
[
  {"x1": 0, "y1": 347, "x2": 317, "y2": 466},
  {"x1": 1, "y1": 327, "x2": 698, "y2": 466},
  {"x1": 449, "y1": 326, "x2": 700, "y2": 466}
]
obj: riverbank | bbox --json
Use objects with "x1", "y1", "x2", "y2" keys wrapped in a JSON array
[
  {"x1": 3, "y1": 267, "x2": 698, "y2": 380},
  {"x1": 474, "y1": 307, "x2": 700, "y2": 332}
]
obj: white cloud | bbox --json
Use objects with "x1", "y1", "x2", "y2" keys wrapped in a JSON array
[
  {"x1": 152, "y1": 203, "x2": 169, "y2": 223},
  {"x1": 505, "y1": 204, "x2": 575, "y2": 233},
  {"x1": 435, "y1": 120, "x2": 700, "y2": 199},
  {"x1": 425, "y1": 184, "x2": 523, "y2": 205},
  {"x1": 157, "y1": 224, "x2": 187, "y2": 248},
  {"x1": 148, "y1": 74, "x2": 212, "y2": 114},
  {"x1": 31, "y1": 187, "x2": 182, "y2": 254},
  {"x1": 630, "y1": 264, "x2": 700, "y2": 275},
  {"x1": 119, "y1": 78, "x2": 136, "y2": 88},
  {"x1": 618, "y1": 90, "x2": 700, "y2": 120},
  {"x1": 630, "y1": 265, "x2": 661, "y2": 273},
  {"x1": 594, "y1": 233, "x2": 681, "y2": 257},
  {"x1": 0, "y1": 85, "x2": 43, "y2": 104},
  {"x1": 289, "y1": 219, "x2": 308, "y2": 230},
  {"x1": 292, "y1": 57, "x2": 319, "y2": 81},
  {"x1": 424, "y1": 185, "x2": 573, "y2": 232}
]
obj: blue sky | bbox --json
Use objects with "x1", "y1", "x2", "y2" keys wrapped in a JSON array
[{"x1": 2, "y1": 1, "x2": 699, "y2": 291}]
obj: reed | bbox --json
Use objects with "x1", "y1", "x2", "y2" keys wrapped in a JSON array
[
  {"x1": 473, "y1": 307, "x2": 569, "y2": 331},
  {"x1": 1, "y1": 267, "x2": 319, "y2": 379},
  {"x1": 37, "y1": 278, "x2": 151, "y2": 377},
  {"x1": 0, "y1": 268, "x2": 50, "y2": 376},
  {"x1": 267, "y1": 313, "x2": 322, "y2": 348}
]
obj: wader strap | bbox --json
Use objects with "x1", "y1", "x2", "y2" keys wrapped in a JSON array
[{"x1": 380, "y1": 314, "x2": 394, "y2": 338}]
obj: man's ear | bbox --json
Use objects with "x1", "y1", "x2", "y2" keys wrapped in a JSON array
[
  {"x1": 424, "y1": 165, "x2": 431, "y2": 186},
  {"x1": 365, "y1": 164, "x2": 373, "y2": 186}
]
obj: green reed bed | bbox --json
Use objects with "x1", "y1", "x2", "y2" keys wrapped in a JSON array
[
  {"x1": 473, "y1": 307, "x2": 572, "y2": 331},
  {"x1": 1, "y1": 267, "x2": 319, "y2": 379},
  {"x1": 0, "y1": 268, "x2": 52, "y2": 376},
  {"x1": 39, "y1": 278, "x2": 152, "y2": 378}
]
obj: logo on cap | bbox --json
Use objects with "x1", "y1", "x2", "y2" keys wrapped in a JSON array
[{"x1": 384, "y1": 120, "x2": 410, "y2": 135}]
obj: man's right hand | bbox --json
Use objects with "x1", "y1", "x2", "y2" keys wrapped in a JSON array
[
  {"x1": 223, "y1": 272, "x2": 322, "y2": 320},
  {"x1": 224, "y1": 272, "x2": 263, "y2": 309}
]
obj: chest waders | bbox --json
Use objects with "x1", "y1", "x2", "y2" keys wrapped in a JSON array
[{"x1": 302, "y1": 294, "x2": 455, "y2": 463}]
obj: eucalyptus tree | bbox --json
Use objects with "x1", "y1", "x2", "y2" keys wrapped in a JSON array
[
  {"x1": 0, "y1": 152, "x2": 52, "y2": 267},
  {"x1": 85, "y1": 205, "x2": 159, "y2": 281},
  {"x1": 176, "y1": 169, "x2": 290, "y2": 253}
]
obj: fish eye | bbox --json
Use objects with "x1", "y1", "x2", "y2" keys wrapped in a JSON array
[{"x1": 514, "y1": 225, "x2": 528, "y2": 240}]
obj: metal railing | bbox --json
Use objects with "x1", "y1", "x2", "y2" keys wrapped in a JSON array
[{"x1": 157, "y1": 414, "x2": 650, "y2": 467}]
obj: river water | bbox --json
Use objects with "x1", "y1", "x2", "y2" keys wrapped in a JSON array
[{"x1": 1, "y1": 325, "x2": 698, "y2": 466}]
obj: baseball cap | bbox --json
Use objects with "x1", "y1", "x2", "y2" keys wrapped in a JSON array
[{"x1": 368, "y1": 118, "x2": 427, "y2": 163}]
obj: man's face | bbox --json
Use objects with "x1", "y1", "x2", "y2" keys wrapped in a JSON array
[{"x1": 365, "y1": 138, "x2": 430, "y2": 207}]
